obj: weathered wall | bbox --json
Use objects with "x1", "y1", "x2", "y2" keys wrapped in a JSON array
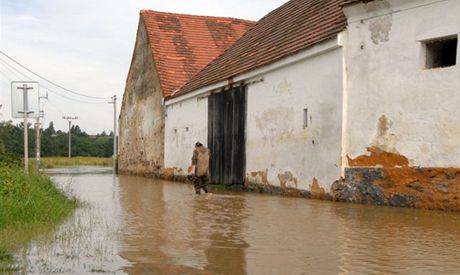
[
  {"x1": 246, "y1": 46, "x2": 343, "y2": 194},
  {"x1": 340, "y1": 0, "x2": 460, "y2": 210},
  {"x1": 118, "y1": 19, "x2": 165, "y2": 175},
  {"x1": 164, "y1": 41, "x2": 343, "y2": 192},
  {"x1": 164, "y1": 96, "x2": 208, "y2": 176},
  {"x1": 344, "y1": 0, "x2": 460, "y2": 167}
]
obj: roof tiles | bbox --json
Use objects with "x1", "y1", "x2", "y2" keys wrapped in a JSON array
[
  {"x1": 174, "y1": 0, "x2": 348, "y2": 97},
  {"x1": 343, "y1": 0, "x2": 377, "y2": 6},
  {"x1": 140, "y1": 10, "x2": 254, "y2": 97}
]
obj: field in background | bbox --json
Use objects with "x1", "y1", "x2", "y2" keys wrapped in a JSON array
[{"x1": 38, "y1": 157, "x2": 112, "y2": 168}]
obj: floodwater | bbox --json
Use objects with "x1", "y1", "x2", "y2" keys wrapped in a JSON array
[{"x1": 10, "y1": 167, "x2": 460, "y2": 274}]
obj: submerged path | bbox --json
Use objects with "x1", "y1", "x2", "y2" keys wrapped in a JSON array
[{"x1": 13, "y1": 167, "x2": 460, "y2": 274}]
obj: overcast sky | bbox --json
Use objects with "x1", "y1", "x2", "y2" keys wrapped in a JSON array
[{"x1": 0, "y1": 0, "x2": 288, "y2": 134}]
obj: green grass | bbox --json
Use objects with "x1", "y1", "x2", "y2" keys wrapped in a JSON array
[
  {"x1": 39, "y1": 157, "x2": 112, "y2": 168},
  {"x1": 0, "y1": 164, "x2": 78, "y2": 270}
]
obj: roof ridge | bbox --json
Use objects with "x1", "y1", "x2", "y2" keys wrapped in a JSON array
[{"x1": 140, "y1": 9, "x2": 255, "y2": 24}]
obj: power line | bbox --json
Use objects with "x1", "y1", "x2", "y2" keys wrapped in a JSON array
[
  {"x1": 0, "y1": 58, "x2": 27, "y2": 81},
  {"x1": 0, "y1": 50, "x2": 111, "y2": 100},
  {"x1": 44, "y1": 87, "x2": 108, "y2": 105},
  {"x1": 0, "y1": 58, "x2": 108, "y2": 104},
  {"x1": 0, "y1": 68, "x2": 19, "y2": 83}
]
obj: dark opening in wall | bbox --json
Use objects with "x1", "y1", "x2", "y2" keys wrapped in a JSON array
[
  {"x1": 425, "y1": 36, "x2": 458, "y2": 69},
  {"x1": 303, "y1": 108, "x2": 308, "y2": 128}
]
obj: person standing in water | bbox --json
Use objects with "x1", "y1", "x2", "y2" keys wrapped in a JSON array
[{"x1": 189, "y1": 142, "x2": 210, "y2": 194}]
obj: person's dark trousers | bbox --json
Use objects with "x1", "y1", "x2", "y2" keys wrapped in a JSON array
[{"x1": 194, "y1": 175, "x2": 209, "y2": 194}]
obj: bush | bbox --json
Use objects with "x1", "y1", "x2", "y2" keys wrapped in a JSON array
[{"x1": 0, "y1": 164, "x2": 77, "y2": 267}]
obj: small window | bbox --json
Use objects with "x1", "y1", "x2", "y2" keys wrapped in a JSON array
[
  {"x1": 425, "y1": 36, "x2": 457, "y2": 69},
  {"x1": 303, "y1": 108, "x2": 308, "y2": 128}
]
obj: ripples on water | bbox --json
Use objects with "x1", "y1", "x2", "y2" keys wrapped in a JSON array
[{"x1": 11, "y1": 167, "x2": 460, "y2": 274}]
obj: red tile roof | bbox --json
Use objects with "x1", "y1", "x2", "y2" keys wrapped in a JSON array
[
  {"x1": 174, "y1": 0, "x2": 347, "y2": 97},
  {"x1": 343, "y1": 0, "x2": 377, "y2": 5},
  {"x1": 140, "y1": 10, "x2": 255, "y2": 97}
]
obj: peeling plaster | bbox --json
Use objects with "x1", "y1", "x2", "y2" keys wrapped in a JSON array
[
  {"x1": 310, "y1": 178, "x2": 326, "y2": 199},
  {"x1": 370, "y1": 115, "x2": 399, "y2": 153},
  {"x1": 366, "y1": 0, "x2": 392, "y2": 45},
  {"x1": 274, "y1": 79, "x2": 292, "y2": 95},
  {"x1": 347, "y1": 147, "x2": 409, "y2": 168},
  {"x1": 161, "y1": 167, "x2": 184, "y2": 180},
  {"x1": 255, "y1": 107, "x2": 295, "y2": 141},
  {"x1": 368, "y1": 15, "x2": 392, "y2": 44},
  {"x1": 249, "y1": 169, "x2": 269, "y2": 185},
  {"x1": 278, "y1": 171, "x2": 298, "y2": 189}
]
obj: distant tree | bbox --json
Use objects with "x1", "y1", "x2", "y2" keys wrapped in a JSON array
[
  {"x1": 0, "y1": 136, "x2": 5, "y2": 155},
  {"x1": 0, "y1": 120, "x2": 113, "y2": 158},
  {"x1": 43, "y1": 122, "x2": 56, "y2": 136}
]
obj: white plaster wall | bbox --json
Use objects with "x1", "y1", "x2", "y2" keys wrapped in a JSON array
[
  {"x1": 246, "y1": 47, "x2": 343, "y2": 190},
  {"x1": 164, "y1": 97, "x2": 208, "y2": 173},
  {"x1": 344, "y1": 0, "x2": 460, "y2": 167}
]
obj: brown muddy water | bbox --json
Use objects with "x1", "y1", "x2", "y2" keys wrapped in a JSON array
[{"x1": 8, "y1": 166, "x2": 460, "y2": 274}]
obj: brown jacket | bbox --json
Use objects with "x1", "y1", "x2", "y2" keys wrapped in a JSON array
[{"x1": 192, "y1": 147, "x2": 210, "y2": 176}]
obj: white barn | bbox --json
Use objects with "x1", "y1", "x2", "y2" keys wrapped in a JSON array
[
  {"x1": 164, "y1": 0, "x2": 347, "y2": 198},
  {"x1": 132, "y1": 0, "x2": 460, "y2": 210}
]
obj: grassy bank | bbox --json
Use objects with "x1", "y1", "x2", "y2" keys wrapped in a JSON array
[
  {"x1": 39, "y1": 156, "x2": 112, "y2": 168},
  {"x1": 0, "y1": 163, "x2": 77, "y2": 270}
]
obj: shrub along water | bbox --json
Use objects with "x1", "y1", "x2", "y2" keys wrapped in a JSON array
[{"x1": 0, "y1": 155, "x2": 77, "y2": 269}]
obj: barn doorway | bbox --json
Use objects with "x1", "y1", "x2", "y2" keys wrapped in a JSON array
[{"x1": 208, "y1": 85, "x2": 247, "y2": 185}]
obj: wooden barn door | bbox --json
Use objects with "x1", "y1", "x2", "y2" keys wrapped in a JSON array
[{"x1": 208, "y1": 85, "x2": 246, "y2": 185}]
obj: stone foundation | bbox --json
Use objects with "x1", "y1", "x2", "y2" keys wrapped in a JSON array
[
  {"x1": 332, "y1": 167, "x2": 460, "y2": 211},
  {"x1": 119, "y1": 167, "x2": 460, "y2": 211},
  {"x1": 244, "y1": 182, "x2": 312, "y2": 198}
]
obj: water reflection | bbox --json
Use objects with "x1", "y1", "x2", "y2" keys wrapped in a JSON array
[
  {"x1": 194, "y1": 195, "x2": 249, "y2": 274},
  {"x1": 117, "y1": 176, "x2": 249, "y2": 274},
  {"x1": 9, "y1": 168, "x2": 460, "y2": 274},
  {"x1": 332, "y1": 204, "x2": 460, "y2": 274},
  {"x1": 117, "y1": 175, "x2": 168, "y2": 273}
]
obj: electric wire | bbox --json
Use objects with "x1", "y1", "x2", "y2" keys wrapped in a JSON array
[
  {"x1": 0, "y1": 68, "x2": 19, "y2": 84},
  {"x1": 0, "y1": 60, "x2": 109, "y2": 141},
  {"x1": 0, "y1": 58, "x2": 108, "y2": 104},
  {"x1": 0, "y1": 50, "x2": 111, "y2": 100},
  {"x1": 45, "y1": 100, "x2": 66, "y2": 116},
  {"x1": 0, "y1": 59, "x2": 27, "y2": 81},
  {"x1": 0, "y1": 57, "x2": 114, "y2": 134}
]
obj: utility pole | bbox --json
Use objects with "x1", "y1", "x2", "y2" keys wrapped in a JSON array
[
  {"x1": 35, "y1": 93, "x2": 48, "y2": 170},
  {"x1": 62, "y1": 116, "x2": 78, "y2": 158},
  {"x1": 108, "y1": 95, "x2": 117, "y2": 171},
  {"x1": 35, "y1": 116, "x2": 40, "y2": 169},
  {"x1": 17, "y1": 84, "x2": 35, "y2": 174}
]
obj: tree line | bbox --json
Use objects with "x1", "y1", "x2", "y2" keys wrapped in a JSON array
[{"x1": 0, "y1": 121, "x2": 114, "y2": 158}]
